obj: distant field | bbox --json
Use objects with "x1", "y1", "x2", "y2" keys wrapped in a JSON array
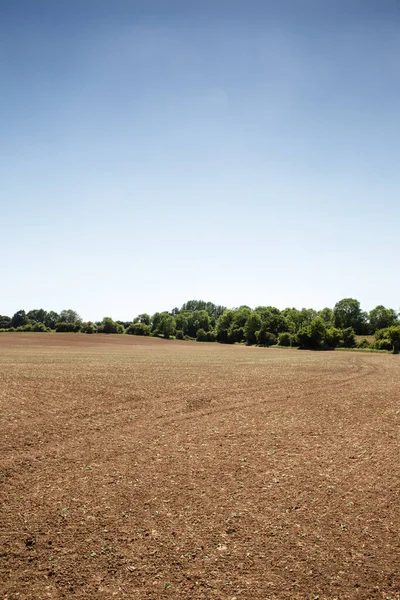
[{"x1": 1, "y1": 334, "x2": 399, "y2": 600}]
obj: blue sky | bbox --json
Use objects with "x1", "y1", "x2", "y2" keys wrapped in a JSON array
[{"x1": 1, "y1": 0, "x2": 399, "y2": 320}]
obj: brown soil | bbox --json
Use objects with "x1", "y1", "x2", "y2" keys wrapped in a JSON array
[{"x1": 1, "y1": 333, "x2": 399, "y2": 600}]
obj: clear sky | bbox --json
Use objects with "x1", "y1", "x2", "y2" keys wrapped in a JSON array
[{"x1": 1, "y1": 0, "x2": 399, "y2": 321}]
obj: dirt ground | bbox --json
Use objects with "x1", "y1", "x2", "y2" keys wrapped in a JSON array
[{"x1": 1, "y1": 334, "x2": 399, "y2": 600}]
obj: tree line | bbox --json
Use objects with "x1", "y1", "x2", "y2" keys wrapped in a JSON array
[{"x1": 1, "y1": 299, "x2": 399, "y2": 353}]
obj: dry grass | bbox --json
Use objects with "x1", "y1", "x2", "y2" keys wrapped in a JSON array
[{"x1": 1, "y1": 334, "x2": 399, "y2": 599}]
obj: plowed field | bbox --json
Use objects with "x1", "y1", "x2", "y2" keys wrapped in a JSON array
[{"x1": 1, "y1": 334, "x2": 399, "y2": 600}]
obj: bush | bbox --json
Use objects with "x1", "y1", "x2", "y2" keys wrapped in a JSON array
[
  {"x1": 374, "y1": 338, "x2": 393, "y2": 351},
  {"x1": 257, "y1": 330, "x2": 277, "y2": 347},
  {"x1": 278, "y1": 332, "x2": 291, "y2": 347},
  {"x1": 375, "y1": 328, "x2": 391, "y2": 341},
  {"x1": 324, "y1": 327, "x2": 342, "y2": 349},
  {"x1": 81, "y1": 322, "x2": 97, "y2": 334},
  {"x1": 175, "y1": 329, "x2": 185, "y2": 340},
  {"x1": 298, "y1": 318, "x2": 327, "y2": 349},
  {"x1": 97, "y1": 317, "x2": 124, "y2": 334},
  {"x1": 340, "y1": 327, "x2": 356, "y2": 348},
  {"x1": 387, "y1": 325, "x2": 400, "y2": 353},
  {"x1": 31, "y1": 322, "x2": 49, "y2": 332},
  {"x1": 125, "y1": 322, "x2": 151, "y2": 336},
  {"x1": 357, "y1": 338, "x2": 371, "y2": 348},
  {"x1": 196, "y1": 328, "x2": 208, "y2": 342},
  {"x1": 16, "y1": 324, "x2": 33, "y2": 332},
  {"x1": 55, "y1": 322, "x2": 81, "y2": 332}
]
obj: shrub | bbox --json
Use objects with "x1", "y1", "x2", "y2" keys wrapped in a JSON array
[
  {"x1": 324, "y1": 327, "x2": 342, "y2": 349},
  {"x1": 175, "y1": 329, "x2": 184, "y2": 340},
  {"x1": 257, "y1": 329, "x2": 277, "y2": 347},
  {"x1": 375, "y1": 328, "x2": 390, "y2": 341},
  {"x1": 81, "y1": 322, "x2": 96, "y2": 334},
  {"x1": 357, "y1": 338, "x2": 371, "y2": 349},
  {"x1": 340, "y1": 327, "x2": 356, "y2": 348},
  {"x1": 374, "y1": 338, "x2": 392, "y2": 351},
  {"x1": 97, "y1": 317, "x2": 124, "y2": 334},
  {"x1": 196, "y1": 328, "x2": 208, "y2": 342},
  {"x1": 16, "y1": 324, "x2": 33, "y2": 332},
  {"x1": 31, "y1": 322, "x2": 49, "y2": 332},
  {"x1": 387, "y1": 325, "x2": 400, "y2": 353},
  {"x1": 278, "y1": 332, "x2": 291, "y2": 347},
  {"x1": 126, "y1": 322, "x2": 151, "y2": 336},
  {"x1": 55, "y1": 322, "x2": 81, "y2": 332}
]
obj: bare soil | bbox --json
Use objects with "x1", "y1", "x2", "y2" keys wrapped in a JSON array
[{"x1": 1, "y1": 333, "x2": 399, "y2": 600}]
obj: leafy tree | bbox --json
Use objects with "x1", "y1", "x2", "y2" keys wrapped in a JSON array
[
  {"x1": 333, "y1": 298, "x2": 367, "y2": 334},
  {"x1": 59, "y1": 309, "x2": 81, "y2": 324},
  {"x1": 151, "y1": 312, "x2": 167, "y2": 334},
  {"x1": 216, "y1": 310, "x2": 235, "y2": 344},
  {"x1": 186, "y1": 310, "x2": 211, "y2": 338},
  {"x1": 318, "y1": 307, "x2": 334, "y2": 325},
  {"x1": 175, "y1": 329, "x2": 185, "y2": 340},
  {"x1": 11, "y1": 310, "x2": 28, "y2": 328},
  {"x1": 126, "y1": 322, "x2": 151, "y2": 336},
  {"x1": 27, "y1": 308, "x2": 48, "y2": 324},
  {"x1": 44, "y1": 311, "x2": 60, "y2": 329},
  {"x1": 133, "y1": 313, "x2": 151, "y2": 326},
  {"x1": 281, "y1": 307, "x2": 317, "y2": 333},
  {"x1": 369, "y1": 305, "x2": 398, "y2": 333},
  {"x1": 324, "y1": 327, "x2": 342, "y2": 349},
  {"x1": 340, "y1": 327, "x2": 356, "y2": 348},
  {"x1": 81, "y1": 321, "x2": 96, "y2": 334},
  {"x1": 244, "y1": 312, "x2": 262, "y2": 345},
  {"x1": 254, "y1": 306, "x2": 287, "y2": 335},
  {"x1": 256, "y1": 329, "x2": 277, "y2": 347},
  {"x1": 97, "y1": 317, "x2": 123, "y2": 334},
  {"x1": 175, "y1": 313, "x2": 188, "y2": 334},
  {"x1": 181, "y1": 300, "x2": 226, "y2": 320},
  {"x1": 278, "y1": 332, "x2": 291, "y2": 346},
  {"x1": 196, "y1": 328, "x2": 208, "y2": 342},
  {"x1": 297, "y1": 318, "x2": 327, "y2": 349},
  {"x1": 158, "y1": 315, "x2": 176, "y2": 339},
  {"x1": 0, "y1": 315, "x2": 11, "y2": 329}
]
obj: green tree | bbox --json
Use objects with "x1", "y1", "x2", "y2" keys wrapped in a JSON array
[
  {"x1": 0, "y1": 315, "x2": 11, "y2": 329},
  {"x1": 318, "y1": 307, "x2": 334, "y2": 325},
  {"x1": 126, "y1": 322, "x2": 151, "y2": 336},
  {"x1": 134, "y1": 313, "x2": 151, "y2": 326},
  {"x1": 159, "y1": 315, "x2": 176, "y2": 339},
  {"x1": 97, "y1": 317, "x2": 123, "y2": 334},
  {"x1": 244, "y1": 312, "x2": 262, "y2": 345},
  {"x1": 59, "y1": 309, "x2": 81, "y2": 324},
  {"x1": 256, "y1": 328, "x2": 277, "y2": 347},
  {"x1": 298, "y1": 318, "x2": 327, "y2": 349},
  {"x1": 27, "y1": 309, "x2": 48, "y2": 324},
  {"x1": 278, "y1": 332, "x2": 291, "y2": 346},
  {"x1": 175, "y1": 313, "x2": 188, "y2": 335},
  {"x1": 216, "y1": 310, "x2": 235, "y2": 343},
  {"x1": 11, "y1": 310, "x2": 28, "y2": 328},
  {"x1": 44, "y1": 311, "x2": 60, "y2": 329},
  {"x1": 324, "y1": 327, "x2": 341, "y2": 349},
  {"x1": 186, "y1": 310, "x2": 211, "y2": 338},
  {"x1": 340, "y1": 327, "x2": 356, "y2": 348},
  {"x1": 333, "y1": 298, "x2": 367, "y2": 334},
  {"x1": 369, "y1": 305, "x2": 398, "y2": 333}
]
